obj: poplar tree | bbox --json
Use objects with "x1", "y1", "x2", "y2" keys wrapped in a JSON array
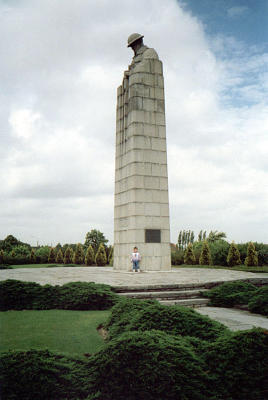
[
  {"x1": 199, "y1": 241, "x2": 212, "y2": 265},
  {"x1": 190, "y1": 231, "x2": 195, "y2": 244},
  {"x1": 245, "y1": 242, "x2": 258, "y2": 267},
  {"x1": 198, "y1": 230, "x2": 203, "y2": 242},
  {"x1": 178, "y1": 231, "x2": 182, "y2": 249},
  {"x1": 73, "y1": 243, "x2": 84, "y2": 265},
  {"x1": 63, "y1": 247, "x2": 73, "y2": 264},
  {"x1": 184, "y1": 243, "x2": 196, "y2": 265},
  {"x1": 227, "y1": 242, "x2": 241, "y2": 267},
  {"x1": 48, "y1": 247, "x2": 56, "y2": 263},
  {"x1": 85, "y1": 245, "x2": 95, "y2": 266},
  {"x1": 56, "y1": 249, "x2": 63, "y2": 264},
  {"x1": 203, "y1": 231, "x2": 207, "y2": 240},
  {"x1": 95, "y1": 243, "x2": 107, "y2": 266}
]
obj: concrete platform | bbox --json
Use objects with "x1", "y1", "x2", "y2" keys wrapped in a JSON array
[{"x1": 1, "y1": 266, "x2": 268, "y2": 287}]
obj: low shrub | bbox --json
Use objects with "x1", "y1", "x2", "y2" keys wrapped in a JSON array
[
  {"x1": 0, "y1": 349, "x2": 89, "y2": 400},
  {"x1": 0, "y1": 280, "x2": 118, "y2": 311},
  {"x1": 248, "y1": 286, "x2": 268, "y2": 316},
  {"x1": 107, "y1": 297, "x2": 229, "y2": 341},
  {"x1": 203, "y1": 281, "x2": 257, "y2": 307},
  {"x1": 87, "y1": 330, "x2": 212, "y2": 400},
  {"x1": 204, "y1": 328, "x2": 268, "y2": 400}
]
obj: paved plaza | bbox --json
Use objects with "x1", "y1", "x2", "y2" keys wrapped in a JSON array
[{"x1": 1, "y1": 266, "x2": 268, "y2": 287}]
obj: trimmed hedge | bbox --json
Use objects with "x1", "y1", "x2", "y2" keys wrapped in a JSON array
[
  {"x1": 106, "y1": 297, "x2": 229, "y2": 341},
  {"x1": 0, "y1": 349, "x2": 89, "y2": 400},
  {"x1": 0, "y1": 279, "x2": 118, "y2": 311},
  {"x1": 203, "y1": 281, "x2": 258, "y2": 307},
  {"x1": 248, "y1": 286, "x2": 268, "y2": 316},
  {"x1": 87, "y1": 330, "x2": 212, "y2": 400}
]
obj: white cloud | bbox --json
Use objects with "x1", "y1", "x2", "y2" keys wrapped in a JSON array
[{"x1": 0, "y1": 0, "x2": 267, "y2": 245}]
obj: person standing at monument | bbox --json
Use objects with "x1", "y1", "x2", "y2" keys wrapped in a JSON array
[{"x1": 131, "y1": 247, "x2": 141, "y2": 272}]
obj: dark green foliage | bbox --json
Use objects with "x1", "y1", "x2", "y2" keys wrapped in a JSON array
[
  {"x1": 64, "y1": 246, "x2": 74, "y2": 264},
  {"x1": 35, "y1": 246, "x2": 50, "y2": 263},
  {"x1": 209, "y1": 239, "x2": 230, "y2": 266},
  {"x1": 227, "y1": 241, "x2": 241, "y2": 267},
  {"x1": 248, "y1": 286, "x2": 268, "y2": 316},
  {"x1": 107, "y1": 297, "x2": 229, "y2": 341},
  {"x1": 84, "y1": 229, "x2": 108, "y2": 253},
  {"x1": 204, "y1": 328, "x2": 268, "y2": 400},
  {"x1": 95, "y1": 243, "x2": 107, "y2": 266},
  {"x1": 87, "y1": 330, "x2": 211, "y2": 400},
  {"x1": 29, "y1": 249, "x2": 36, "y2": 263},
  {"x1": 245, "y1": 241, "x2": 258, "y2": 266},
  {"x1": 48, "y1": 247, "x2": 56, "y2": 263},
  {"x1": 203, "y1": 281, "x2": 257, "y2": 307},
  {"x1": 56, "y1": 249, "x2": 64, "y2": 263},
  {"x1": 85, "y1": 245, "x2": 95, "y2": 266},
  {"x1": 199, "y1": 240, "x2": 212, "y2": 265},
  {"x1": 0, "y1": 349, "x2": 89, "y2": 400},
  {"x1": 184, "y1": 242, "x2": 196, "y2": 264},
  {"x1": 108, "y1": 246, "x2": 113, "y2": 266},
  {"x1": 0, "y1": 235, "x2": 31, "y2": 252},
  {"x1": 171, "y1": 249, "x2": 184, "y2": 265},
  {"x1": 0, "y1": 279, "x2": 118, "y2": 311},
  {"x1": 73, "y1": 243, "x2": 85, "y2": 265},
  {"x1": 0, "y1": 249, "x2": 4, "y2": 264}
]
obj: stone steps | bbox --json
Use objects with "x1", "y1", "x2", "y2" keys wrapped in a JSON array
[{"x1": 116, "y1": 285, "x2": 210, "y2": 308}]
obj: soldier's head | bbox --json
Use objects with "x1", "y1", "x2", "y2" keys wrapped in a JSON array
[{"x1": 127, "y1": 33, "x2": 144, "y2": 54}]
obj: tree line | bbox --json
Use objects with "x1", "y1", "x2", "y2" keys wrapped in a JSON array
[
  {"x1": 173, "y1": 229, "x2": 267, "y2": 267},
  {"x1": 0, "y1": 230, "x2": 113, "y2": 267}
]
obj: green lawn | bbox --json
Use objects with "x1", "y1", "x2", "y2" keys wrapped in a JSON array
[
  {"x1": 0, "y1": 310, "x2": 110, "y2": 358},
  {"x1": 173, "y1": 264, "x2": 268, "y2": 273}
]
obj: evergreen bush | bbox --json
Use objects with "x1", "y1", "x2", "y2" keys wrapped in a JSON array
[
  {"x1": 107, "y1": 297, "x2": 228, "y2": 341},
  {"x1": 199, "y1": 240, "x2": 212, "y2": 265},
  {"x1": 184, "y1": 243, "x2": 196, "y2": 265},
  {"x1": 0, "y1": 279, "x2": 118, "y2": 311},
  {"x1": 87, "y1": 330, "x2": 212, "y2": 400},
  {"x1": 171, "y1": 249, "x2": 184, "y2": 265},
  {"x1": 204, "y1": 328, "x2": 268, "y2": 400},
  {"x1": 0, "y1": 249, "x2": 4, "y2": 264},
  {"x1": 85, "y1": 245, "x2": 95, "y2": 266},
  {"x1": 63, "y1": 246, "x2": 73, "y2": 264},
  {"x1": 248, "y1": 286, "x2": 268, "y2": 316},
  {"x1": 48, "y1": 247, "x2": 56, "y2": 263},
  {"x1": 245, "y1": 241, "x2": 258, "y2": 266},
  {"x1": 56, "y1": 249, "x2": 64, "y2": 264},
  {"x1": 227, "y1": 241, "x2": 241, "y2": 267},
  {"x1": 203, "y1": 281, "x2": 257, "y2": 307},
  {"x1": 73, "y1": 243, "x2": 84, "y2": 265},
  {"x1": 95, "y1": 243, "x2": 107, "y2": 266},
  {"x1": 0, "y1": 349, "x2": 89, "y2": 400},
  {"x1": 29, "y1": 249, "x2": 36, "y2": 263}
]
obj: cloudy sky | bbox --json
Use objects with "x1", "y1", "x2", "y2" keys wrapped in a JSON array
[{"x1": 1, "y1": 0, "x2": 267, "y2": 246}]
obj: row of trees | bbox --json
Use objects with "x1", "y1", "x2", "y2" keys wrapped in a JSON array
[
  {"x1": 182, "y1": 241, "x2": 258, "y2": 267},
  {"x1": 0, "y1": 230, "x2": 113, "y2": 266},
  {"x1": 177, "y1": 230, "x2": 227, "y2": 250}
]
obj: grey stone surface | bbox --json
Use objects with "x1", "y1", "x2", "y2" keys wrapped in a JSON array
[
  {"x1": 1, "y1": 266, "x2": 267, "y2": 287},
  {"x1": 197, "y1": 307, "x2": 268, "y2": 331},
  {"x1": 114, "y1": 34, "x2": 171, "y2": 271}
]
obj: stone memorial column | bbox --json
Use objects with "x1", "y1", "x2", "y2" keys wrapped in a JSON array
[{"x1": 114, "y1": 33, "x2": 171, "y2": 271}]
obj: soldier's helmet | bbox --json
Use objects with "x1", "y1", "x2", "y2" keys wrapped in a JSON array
[{"x1": 127, "y1": 33, "x2": 144, "y2": 47}]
